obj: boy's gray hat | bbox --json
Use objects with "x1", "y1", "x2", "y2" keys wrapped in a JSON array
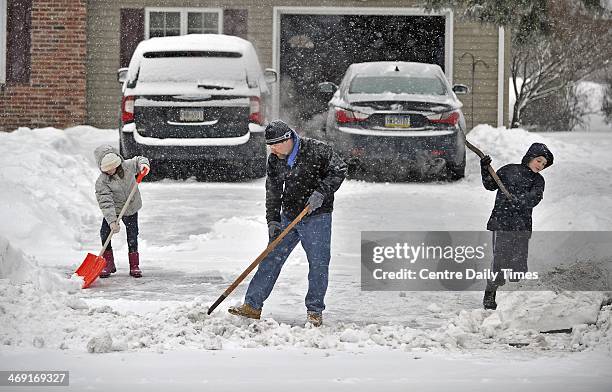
[{"x1": 100, "y1": 153, "x2": 122, "y2": 171}]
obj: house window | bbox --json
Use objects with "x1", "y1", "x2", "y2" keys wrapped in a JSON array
[
  {"x1": 0, "y1": 0, "x2": 7, "y2": 84},
  {"x1": 145, "y1": 8, "x2": 222, "y2": 39}
]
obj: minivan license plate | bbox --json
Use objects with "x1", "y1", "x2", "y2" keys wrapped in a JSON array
[
  {"x1": 179, "y1": 109, "x2": 204, "y2": 122},
  {"x1": 385, "y1": 115, "x2": 411, "y2": 128}
]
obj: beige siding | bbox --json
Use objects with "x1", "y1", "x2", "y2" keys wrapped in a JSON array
[
  {"x1": 453, "y1": 22, "x2": 500, "y2": 128},
  {"x1": 87, "y1": 0, "x2": 507, "y2": 129}
]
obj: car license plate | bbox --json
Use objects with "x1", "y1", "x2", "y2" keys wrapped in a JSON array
[
  {"x1": 385, "y1": 115, "x2": 411, "y2": 128},
  {"x1": 179, "y1": 109, "x2": 204, "y2": 122}
]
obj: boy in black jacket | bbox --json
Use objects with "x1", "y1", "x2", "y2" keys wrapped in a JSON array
[
  {"x1": 480, "y1": 142, "x2": 554, "y2": 310},
  {"x1": 229, "y1": 120, "x2": 347, "y2": 326}
]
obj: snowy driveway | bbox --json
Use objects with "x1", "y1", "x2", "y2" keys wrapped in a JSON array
[{"x1": 1, "y1": 126, "x2": 611, "y2": 391}]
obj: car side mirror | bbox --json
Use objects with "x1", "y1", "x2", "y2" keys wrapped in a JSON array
[
  {"x1": 318, "y1": 82, "x2": 338, "y2": 94},
  {"x1": 117, "y1": 68, "x2": 128, "y2": 84},
  {"x1": 452, "y1": 84, "x2": 469, "y2": 95},
  {"x1": 264, "y1": 68, "x2": 278, "y2": 84}
]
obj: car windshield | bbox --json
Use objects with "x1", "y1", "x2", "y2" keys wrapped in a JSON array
[
  {"x1": 349, "y1": 76, "x2": 447, "y2": 95},
  {"x1": 138, "y1": 51, "x2": 246, "y2": 84}
]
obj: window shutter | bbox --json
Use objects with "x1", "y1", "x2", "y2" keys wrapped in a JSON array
[
  {"x1": 120, "y1": 9, "x2": 144, "y2": 68},
  {"x1": 6, "y1": 0, "x2": 31, "y2": 84},
  {"x1": 223, "y1": 9, "x2": 248, "y2": 39}
]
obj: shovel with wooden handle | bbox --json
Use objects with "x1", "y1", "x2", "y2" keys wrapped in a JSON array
[
  {"x1": 75, "y1": 171, "x2": 146, "y2": 289},
  {"x1": 207, "y1": 206, "x2": 311, "y2": 315}
]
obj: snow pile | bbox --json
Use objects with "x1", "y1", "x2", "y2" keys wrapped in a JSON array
[
  {"x1": 0, "y1": 235, "x2": 81, "y2": 293},
  {"x1": 0, "y1": 234, "x2": 86, "y2": 349},
  {"x1": 86, "y1": 332, "x2": 114, "y2": 353},
  {"x1": 464, "y1": 125, "x2": 558, "y2": 182},
  {"x1": 492, "y1": 291, "x2": 605, "y2": 332},
  {"x1": 0, "y1": 126, "x2": 116, "y2": 260},
  {"x1": 3, "y1": 287, "x2": 609, "y2": 354}
]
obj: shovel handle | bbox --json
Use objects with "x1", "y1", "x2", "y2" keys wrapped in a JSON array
[
  {"x1": 207, "y1": 206, "x2": 311, "y2": 315},
  {"x1": 463, "y1": 135, "x2": 513, "y2": 200}
]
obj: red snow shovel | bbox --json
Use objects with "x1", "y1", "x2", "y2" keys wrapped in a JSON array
[
  {"x1": 207, "y1": 206, "x2": 311, "y2": 315},
  {"x1": 75, "y1": 171, "x2": 146, "y2": 289}
]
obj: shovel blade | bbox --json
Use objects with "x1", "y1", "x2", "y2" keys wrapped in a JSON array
[{"x1": 75, "y1": 253, "x2": 106, "y2": 289}]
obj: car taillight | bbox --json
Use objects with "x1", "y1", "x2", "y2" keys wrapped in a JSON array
[
  {"x1": 122, "y1": 96, "x2": 135, "y2": 123},
  {"x1": 249, "y1": 96, "x2": 264, "y2": 125},
  {"x1": 335, "y1": 108, "x2": 369, "y2": 123},
  {"x1": 428, "y1": 110, "x2": 460, "y2": 126}
]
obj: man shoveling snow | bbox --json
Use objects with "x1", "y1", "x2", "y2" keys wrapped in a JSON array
[{"x1": 228, "y1": 120, "x2": 347, "y2": 327}]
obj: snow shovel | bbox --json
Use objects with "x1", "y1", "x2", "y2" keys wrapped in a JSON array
[
  {"x1": 75, "y1": 171, "x2": 146, "y2": 289},
  {"x1": 461, "y1": 131, "x2": 512, "y2": 199},
  {"x1": 207, "y1": 206, "x2": 311, "y2": 315}
]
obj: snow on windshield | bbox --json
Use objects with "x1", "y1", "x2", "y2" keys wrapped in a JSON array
[
  {"x1": 138, "y1": 53, "x2": 247, "y2": 85},
  {"x1": 349, "y1": 76, "x2": 447, "y2": 95}
]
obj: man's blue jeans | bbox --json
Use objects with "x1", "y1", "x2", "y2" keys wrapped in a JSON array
[{"x1": 245, "y1": 212, "x2": 332, "y2": 314}]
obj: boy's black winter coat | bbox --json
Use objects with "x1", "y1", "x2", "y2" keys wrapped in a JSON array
[{"x1": 481, "y1": 143, "x2": 553, "y2": 231}]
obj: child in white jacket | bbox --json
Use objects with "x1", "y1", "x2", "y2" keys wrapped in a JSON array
[{"x1": 94, "y1": 145, "x2": 150, "y2": 278}]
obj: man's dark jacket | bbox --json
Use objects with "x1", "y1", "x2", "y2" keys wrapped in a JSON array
[
  {"x1": 481, "y1": 143, "x2": 553, "y2": 231},
  {"x1": 266, "y1": 137, "x2": 347, "y2": 223}
]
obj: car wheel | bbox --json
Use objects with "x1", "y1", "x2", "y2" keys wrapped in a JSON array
[
  {"x1": 447, "y1": 164, "x2": 465, "y2": 181},
  {"x1": 446, "y1": 153, "x2": 466, "y2": 181}
]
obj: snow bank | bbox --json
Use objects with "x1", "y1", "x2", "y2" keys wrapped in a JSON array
[
  {"x1": 495, "y1": 291, "x2": 606, "y2": 332},
  {"x1": 0, "y1": 126, "x2": 116, "y2": 262},
  {"x1": 0, "y1": 235, "x2": 81, "y2": 293},
  {"x1": 2, "y1": 287, "x2": 609, "y2": 354},
  {"x1": 464, "y1": 125, "x2": 558, "y2": 182}
]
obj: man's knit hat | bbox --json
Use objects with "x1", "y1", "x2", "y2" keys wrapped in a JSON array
[{"x1": 265, "y1": 120, "x2": 294, "y2": 145}]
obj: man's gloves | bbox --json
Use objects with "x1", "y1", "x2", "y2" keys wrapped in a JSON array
[
  {"x1": 307, "y1": 191, "x2": 324, "y2": 214},
  {"x1": 110, "y1": 221, "x2": 120, "y2": 234},
  {"x1": 480, "y1": 155, "x2": 492, "y2": 167},
  {"x1": 268, "y1": 221, "x2": 282, "y2": 243},
  {"x1": 140, "y1": 163, "x2": 150, "y2": 177}
]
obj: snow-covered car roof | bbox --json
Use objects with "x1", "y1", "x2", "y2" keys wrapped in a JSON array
[
  {"x1": 347, "y1": 61, "x2": 446, "y2": 78},
  {"x1": 133, "y1": 34, "x2": 255, "y2": 54},
  {"x1": 125, "y1": 34, "x2": 264, "y2": 89}
]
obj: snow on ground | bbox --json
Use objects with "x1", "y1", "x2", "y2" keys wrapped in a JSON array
[{"x1": 0, "y1": 125, "x2": 611, "y2": 390}]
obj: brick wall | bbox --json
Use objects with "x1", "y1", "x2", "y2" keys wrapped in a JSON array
[{"x1": 0, "y1": 0, "x2": 87, "y2": 132}]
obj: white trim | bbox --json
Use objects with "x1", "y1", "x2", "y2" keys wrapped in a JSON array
[
  {"x1": 497, "y1": 27, "x2": 505, "y2": 127},
  {"x1": 122, "y1": 122, "x2": 136, "y2": 133},
  {"x1": 133, "y1": 127, "x2": 251, "y2": 146},
  {"x1": 144, "y1": 7, "x2": 223, "y2": 39},
  {"x1": 167, "y1": 119, "x2": 219, "y2": 126},
  {"x1": 272, "y1": 7, "x2": 454, "y2": 119},
  {"x1": 248, "y1": 123, "x2": 265, "y2": 133},
  {"x1": 338, "y1": 126, "x2": 454, "y2": 137},
  {"x1": 0, "y1": 0, "x2": 7, "y2": 84}
]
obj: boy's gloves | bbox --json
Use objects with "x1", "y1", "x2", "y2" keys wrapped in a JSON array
[
  {"x1": 140, "y1": 164, "x2": 150, "y2": 176},
  {"x1": 110, "y1": 221, "x2": 120, "y2": 234},
  {"x1": 268, "y1": 221, "x2": 282, "y2": 243},
  {"x1": 307, "y1": 191, "x2": 324, "y2": 214},
  {"x1": 480, "y1": 155, "x2": 492, "y2": 167}
]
